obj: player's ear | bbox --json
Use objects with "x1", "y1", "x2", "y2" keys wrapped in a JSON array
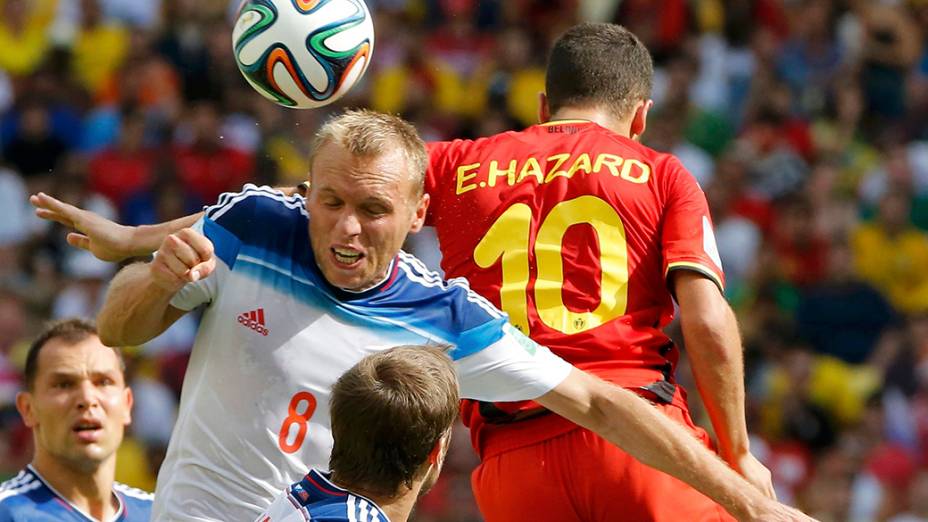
[
  {"x1": 427, "y1": 432, "x2": 446, "y2": 466},
  {"x1": 122, "y1": 387, "x2": 134, "y2": 426},
  {"x1": 15, "y1": 391, "x2": 36, "y2": 428},
  {"x1": 629, "y1": 99, "x2": 653, "y2": 141},
  {"x1": 409, "y1": 192, "x2": 429, "y2": 234},
  {"x1": 538, "y1": 92, "x2": 550, "y2": 123}
]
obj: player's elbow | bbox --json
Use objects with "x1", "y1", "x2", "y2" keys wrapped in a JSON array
[
  {"x1": 681, "y1": 300, "x2": 735, "y2": 345},
  {"x1": 96, "y1": 311, "x2": 128, "y2": 347},
  {"x1": 585, "y1": 381, "x2": 633, "y2": 445}
]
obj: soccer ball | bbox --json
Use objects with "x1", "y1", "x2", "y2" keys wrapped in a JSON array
[{"x1": 232, "y1": 0, "x2": 374, "y2": 109}]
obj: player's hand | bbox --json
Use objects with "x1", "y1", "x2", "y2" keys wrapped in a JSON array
[
  {"x1": 732, "y1": 452, "x2": 777, "y2": 500},
  {"x1": 30, "y1": 192, "x2": 135, "y2": 262},
  {"x1": 150, "y1": 228, "x2": 216, "y2": 293}
]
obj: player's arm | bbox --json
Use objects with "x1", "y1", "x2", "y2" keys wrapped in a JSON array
[
  {"x1": 659, "y1": 158, "x2": 774, "y2": 496},
  {"x1": 97, "y1": 228, "x2": 215, "y2": 346},
  {"x1": 535, "y1": 369, "x2": 810, "y2": 521},
  {"x1": 29, "y1": 185, "x2": 302, "y2": 261},
  {"x1": 673, "y1": 270, "x2": 774, "y2": 497},
  {"x1": 30, "y1": 192, "x2": 205, "y2": 262}
]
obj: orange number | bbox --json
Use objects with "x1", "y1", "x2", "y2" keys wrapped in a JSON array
[{"x1": 278, "y1": 391, "x2": 317, "y2": 454}]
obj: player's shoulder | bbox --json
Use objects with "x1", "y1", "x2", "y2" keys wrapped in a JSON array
[
  {"x1": 386, "y1": 252, "x2": 508, "y2": 355},
  {"x1": 114, "y1": 482, "x2": 154, "y2": 515},
  {"x1": 0, "y1": 469, "x2": 43, "y2": 506},
  {"x1": 201, "y1": 183, "x2": 308, "y2": 258},
  {"x1": 393, "y1": 252, "x2": 503, "y2": 320},
  {"x1": 204, "y1": 183, "x2": 307, "y2": 230}
]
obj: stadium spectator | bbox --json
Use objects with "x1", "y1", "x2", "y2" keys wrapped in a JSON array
[
  {"x1": 87, "y1": 110, "x2": 155, "y2": 212},
  {"x1": 853, "y1": 189, "x2": 928, "y2": 313},
  {"x1": 70, "y1": 0, "x2": 129, "y2": 98}
]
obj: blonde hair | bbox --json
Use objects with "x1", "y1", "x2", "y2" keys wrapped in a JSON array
[{"x1": 309, "y1": 109, "x2": 428, "y2": 196}]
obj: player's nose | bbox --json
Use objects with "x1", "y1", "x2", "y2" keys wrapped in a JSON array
[
  {"x1": 74, "y1": 380, "x2": 100, "y2": 410},
  {"x1": 334, "y1": 210, "x2": 362, "y2": 237}
]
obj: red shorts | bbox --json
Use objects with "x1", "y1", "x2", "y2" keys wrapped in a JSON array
[{"x1": 471, "y1": 401, "x2": 737, "y2": 522}]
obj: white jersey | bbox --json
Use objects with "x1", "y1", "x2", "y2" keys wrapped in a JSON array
[{"x1": 153, "y1": 185, "x2": 572, "y2": 521}]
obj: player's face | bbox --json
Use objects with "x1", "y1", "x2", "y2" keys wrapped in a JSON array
[
  {"x1": 16, "y1": 337, "x2": 132, "y2": 472},
  {"x1": 307, "y1": 141, "x2": 428, "y2": 291}
]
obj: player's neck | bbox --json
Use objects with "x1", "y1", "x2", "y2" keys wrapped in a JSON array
[
  {"x1": 368, "y1": 489, "x2": 419, "y2": 522},
  {"x1": 548, "y1": 107, "x2": 633, "y2": 138},
  {"x1": 31, "y1": 452, "x2": 118, "y2": 521}
]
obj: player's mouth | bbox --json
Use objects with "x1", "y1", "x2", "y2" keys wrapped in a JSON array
[
  {"x1": 331, "y1": 247, "x2": 364, "y2": 267},
  {"x1": 72, "y1": 418, "x2": 104, "y2": 442}
]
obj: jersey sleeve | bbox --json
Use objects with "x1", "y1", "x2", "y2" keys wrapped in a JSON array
[
  {"x1": 170, "y1": 184, "x2": 306, "y2": 311},
  {"x1": 660, "y1": 158, "x2": 725, "y2": 291},
  {"x1": 425, "y1": 140, "x2": 455, "y2": 227},
  {"x1": 455, "y1": 323, "x2": 572, "y2": 402}
]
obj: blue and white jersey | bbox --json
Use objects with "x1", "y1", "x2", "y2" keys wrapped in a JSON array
[
  {"x1": 256, "y1": 469, "x2": 388, "y2": 522},
  {"x1": 0, "y1": 466, "x2": 153, "y2": 521},
  {"x1": 154, "y1": 185, "x2": 572, "y2": 521}
]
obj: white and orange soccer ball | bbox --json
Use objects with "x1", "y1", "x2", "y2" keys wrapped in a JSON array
[{"x1": 232, "y1": 0, "x2": 374, "y2": 109}]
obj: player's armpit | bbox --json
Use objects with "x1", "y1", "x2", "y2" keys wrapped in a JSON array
[{"x1": 534, "y1": 369, "x2": 810, "y2": 521}]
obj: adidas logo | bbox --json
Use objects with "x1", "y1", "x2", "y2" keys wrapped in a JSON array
[{"x1": 237, "y1": 308, "x2": 270, "y2": 336}]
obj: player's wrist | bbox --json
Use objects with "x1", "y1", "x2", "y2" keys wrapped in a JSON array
[
  {"x1": 728, "y1": 489, "x2": 776, "y2": 521},
  {"x1": 133, "y1": 224, "x2": 168, "y2": 258},
  {"x1": 719, "y1": 438, "x2": 751, "y2": 465}
]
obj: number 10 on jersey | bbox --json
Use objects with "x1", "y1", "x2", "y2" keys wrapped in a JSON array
[{"x1": 474, "y1": 196, "x2": 629, "y2": 335}]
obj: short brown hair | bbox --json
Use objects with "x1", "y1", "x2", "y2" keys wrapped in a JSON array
[
  {"x1": 328, "y1": 345, "x2": 458, "y2": 497},
  {"x1": 24, "y1": 318, "x2": 125, "y2": 391},
  {"x1": 309, "y1": 109, "x2": 429, "y2": 196},
  {"x1": 545, "y1": 23, "x2": 653, "y2": 119}
]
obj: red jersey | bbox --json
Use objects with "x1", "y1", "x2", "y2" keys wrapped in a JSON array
[{"x1": 425, "y1": 121, "x2": 725, "y2": 450}]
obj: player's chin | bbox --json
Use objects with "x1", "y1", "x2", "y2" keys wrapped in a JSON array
[
  {"x1": 65, "y1": 445, "x2": 117, "y2": 470},
  {"x1": 322, "y1": 262, "x2": 370, "y2": 290}
]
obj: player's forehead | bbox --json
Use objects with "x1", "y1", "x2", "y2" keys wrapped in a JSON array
[
  {"x1": 36, "y1": 337, "x2": 124, "y2": 382},
  {"x1": 311, "y1": 142, "x2": 419, "y2": 197}
]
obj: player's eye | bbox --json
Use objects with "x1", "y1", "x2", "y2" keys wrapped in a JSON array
[{"x1": 53, "y1": 380, "x2": 74, "y2": 390}]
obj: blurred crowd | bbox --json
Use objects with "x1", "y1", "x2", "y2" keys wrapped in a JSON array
[{"x1": 0, "y1": 0, "x2": 927, "y2": 520}]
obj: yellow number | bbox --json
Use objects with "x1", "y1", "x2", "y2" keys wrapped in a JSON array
[
  {"x1": 474, "y1": 203, "x2": 532, "y2": 333},
  {"x1": 474, "y1": 196, "x2": 629, "y2": 335}
]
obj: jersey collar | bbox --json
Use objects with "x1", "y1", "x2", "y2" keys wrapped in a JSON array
[
  {"x1": 307, "y1": 469, "x2": 392, "y2": 522},
  {"x1": 26, "y1": 464, "x2": 125, "y2": 522},
  {"x1": 538, "y1": 119, "x2": 594, "y2": 126},
  {"x1": 328, "y1": 256, "x2": 400, "y2": 301}
]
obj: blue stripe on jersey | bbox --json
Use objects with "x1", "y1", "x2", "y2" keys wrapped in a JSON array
[
  {"x1": 203, "y1": 217, "x2": 241, "y2": 267},
  {"x1": 202, "y1": 185, "x2": 510, "y2": 359},
  {"x1": 0, "y1": 467, "x2": 152, "y2": 521}
]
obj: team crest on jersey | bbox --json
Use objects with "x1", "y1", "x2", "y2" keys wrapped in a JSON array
[{"x1": 237, "y1": 308, "x2": 270, "y2": 336}]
